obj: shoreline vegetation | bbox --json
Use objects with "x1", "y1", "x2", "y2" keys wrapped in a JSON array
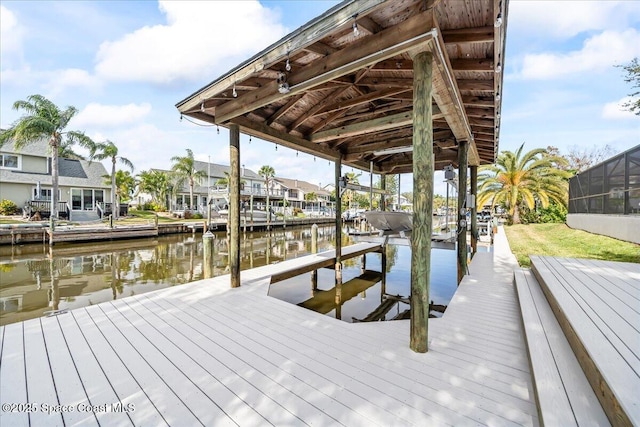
[{"x1": 504, "y1": 223, "x2": 640, "y2": 267}]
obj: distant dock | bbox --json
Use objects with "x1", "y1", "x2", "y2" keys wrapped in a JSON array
[{"x1": 0, "y1": 217, "x2": 336, "y2": 246}]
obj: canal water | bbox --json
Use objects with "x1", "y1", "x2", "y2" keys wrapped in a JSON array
[{"x1": 0, "y1": 225, "x2": 459, "y2": 326}]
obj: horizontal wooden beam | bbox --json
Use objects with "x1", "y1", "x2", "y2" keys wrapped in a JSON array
[
  {"x1": 465, "y1": 107, "x2": 495, "y2": 119},
  {"x1": 343, "y1": 137, "x2": 412, "y2": 155},
  {"x1": 462, "y1": 95, "x2": 495, "y2": 107},
  {"x1": 316, "y1": 87, "x2": 411, "y2": 116},
  {"x1": 457, "y1": 79, "x2": 495, "y2": 92},
  {"x1": 214, "y1": 9, "x2": 435, "y2": 124},
  {"x1": 230, "y1": 116, "x2": 339, "y2": 161},
  {"x1": 310, "y1": 111, "x2": 413, "y2": 143},
  {"x1": 450, "y1": 58, "x2": 494, "y2": 71},
  {"x1": 469, "y1": 117, "x2": 495, "y2": 128},
  {"x1": 442, "y1": 26, "x2": 494, "y2": 44}
]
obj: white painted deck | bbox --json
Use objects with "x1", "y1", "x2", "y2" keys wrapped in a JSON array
[
  {"x1": 530, "y1": 255, "x2": 640, "y2": 425},
  {"x1": 0, "y1": 235, "x2": 539, "y2": 426}
]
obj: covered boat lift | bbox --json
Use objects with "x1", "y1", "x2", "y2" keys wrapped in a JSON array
[{"x1": 176, "y1": 0, "x2": 507, "y2": 352}]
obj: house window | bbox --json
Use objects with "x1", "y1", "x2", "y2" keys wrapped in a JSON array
[
  {"x1": 31, "y1": 187, "x2": 62, "y2": 200},
  {"x1": 0, "y1": 154, "x2": 20, "y2": 169}
]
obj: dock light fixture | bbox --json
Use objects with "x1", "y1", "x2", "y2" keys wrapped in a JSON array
[
  {"x1": 277, "y1": 72, "x2": 290, "y2": 94},
  {"x1": 285, "y1": 55, "x2": 292, "y2": 72},
  {"x1": 353, "y1": 20, "x2": 360, "y2": 37},
  {"x1": 373, "y1": 146, "x2": 413, "y2": 156},
  {"x1": 496, "y1": 92, "x2": 501, "y2": 101},
  {"x1": 201, "y1": 101, "x2": 205, "y2": 112},
  {"x1": 232, "y1": 83, "x2": 238, "y2": 98},
  {"x1": 495, "y1": 62, "x2": 502, "y2": 73},
  {"x1": 494, "y1": 13, "x2": 503, "y2": 28}
]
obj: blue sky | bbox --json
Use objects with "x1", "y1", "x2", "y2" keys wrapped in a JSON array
[{"x1": 1, "y1": 1, "x2": 639, "y2": 197}]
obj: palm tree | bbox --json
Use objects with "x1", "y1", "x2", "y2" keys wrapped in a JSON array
[
  {"x1": 89, "y1": 140, "x2": 134, "y2": 219},
  {"x1": 171, "y1": 149, "x2": 207, "y2": 211},
  {"x1": 305, "y1": 191, "x2": 318, "y2": 213},
  {"x1": 258, "y1": 165, "x2": 276, "y2": 203},
  {"x1": 137, "y1": 169, "x2": 171, "y2": 209},
  {"x1": 344, "y1": 171, "x2": 361, "y2": 210},
  {"x1": 0, "y1": 94, "x2": 94, "y2": 218},
  {"x1": 477, "y1": 144, "x2": 571, "y2": 224},
  {"x1": 104, "y1": 170, "x2": 136, "y2": 206},
  {"x1": 58, "y1": 139, "x2": 85, "y2": 160}
]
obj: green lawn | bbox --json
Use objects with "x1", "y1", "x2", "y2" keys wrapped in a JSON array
[{"x1": 503, "y1": 223, "x2": 640, "y2": 267}]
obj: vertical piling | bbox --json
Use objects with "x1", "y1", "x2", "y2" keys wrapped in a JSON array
[
  {"x1": 457, "y1": 140, "x2": 469, "y2": 284},
  {"x1": 409, "y1": 49, "x2": 434, "y2": 353},
  {"x1": 334, "y1": 154, "x2": 343, "y2": 286},
  {"x1": 470, "y1": 165, "x2": 478, "y2": 255},
  {"x1": 203, "y1": 230, "x2": 214, "y2": 279},
  {"x1": 229, "y1": 123, "x2": 241, "y2": 288},
  {"x1": 311, "y1": 223, "x2": 318, "y2": 292}
]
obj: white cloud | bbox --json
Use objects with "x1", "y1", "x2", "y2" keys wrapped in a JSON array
[
  {"x1": 94, "y1": 1, "x2": 287, "y2": 84},
  {"x1": 509, "y1": 1, "x2": 640, "y2": 38},
  {"x1": 0, "y1": 5, "x2": 25, "y2": 67},
  {"x1": 519, "y1": 29, "x2": 640, "y2": 80},
  {"x1": 602, "y1": 97, "x2": 638, "y2": 120},
  {"x1": 72, "y1": 102, "x2": 152, "y2": 128},
  {"x1": 46, "y1": 68, "x2": 103, "y2": 97}
]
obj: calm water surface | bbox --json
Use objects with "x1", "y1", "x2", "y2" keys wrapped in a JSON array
[{"x1": 0, "y1": 225, "x2": 459, "y2": 326}]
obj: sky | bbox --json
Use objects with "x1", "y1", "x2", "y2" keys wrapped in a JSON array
[{"x1": 1, "y1": 0, "x2": 639, "y2": 197}]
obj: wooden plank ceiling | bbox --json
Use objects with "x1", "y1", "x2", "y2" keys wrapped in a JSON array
[{"x1": 177, "y1": 0, "x2": 507, "y2": 174}]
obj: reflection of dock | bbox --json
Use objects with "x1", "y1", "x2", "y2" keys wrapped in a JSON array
[
  {"x1": 242, "y1": 242, "x2": 383, "y2": 285},
  {"x1": 298, "y1": 270, "x2": 382, "y2": 314}
]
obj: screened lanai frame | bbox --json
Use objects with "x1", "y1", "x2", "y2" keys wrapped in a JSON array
[{"x1": 568, "y1": 145, "x2": 640, "y2": 215}]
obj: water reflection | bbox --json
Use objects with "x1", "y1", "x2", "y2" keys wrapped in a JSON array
[
  {"x1": 0, "y1": 226, "x2": 458, "y2": 326},
  {"x1": 268, "y1": 243, "x2": 457, "y2": 323}
]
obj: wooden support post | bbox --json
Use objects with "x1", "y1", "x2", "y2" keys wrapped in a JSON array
[
  {"x1": 311, "y1": 223, "x2": 318, "y2": 292},
  {"x1": 369, "y1": 161, "x2": 374, "y2": 211},
  {"x1": 335, "y1": 154, "x2": 343, "y2": 285},
  {"x1": 229, "y1": 123, "x2": 241, "y2": 288},
  {"x1": 381, "y1": 247, "x2": 387, "y2": 301},
  {"x1": 203, "y1": 230, "x2": 214, "y2": 279},
  {"x1": 457, "y1": 139, "x2": 469, "y2": 284},
  {"x1": 380, "y1": 174, "x2": 386, "y2": 211},
  {"x1": 410, "y1": 50, "x2": 434, "y2": 353},
  {"x1": 361, "y1": 253, "x2": 366, "y2": 274},
  {"x1": 470, "y1": 165, "x2": 478, "y2": 255},
  {"x1": 250, "y1": 194, "x2": 254, "y2": 231}
]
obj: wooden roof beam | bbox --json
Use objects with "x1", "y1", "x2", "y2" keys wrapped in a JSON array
[
  {"x1": 213, "y1": 9, "x2": 435, "y2": 124},
  {"x1": 231, "y1": 116, "x2": 338, "y2": 161},
  {"x1": 457, "y1": 80, "x2": 494, "y2": 92},
  {"x1": 303, "y1": 41, "x2": 337, "y2": 57},
  {"x1": 315, "y1": 87, "x2": 412, "y2": 117},
  {"x1": 450, "y1": 58, "x2": 494, "y2": 72},
  {"x1": 462, "y1": 95, "x2": 494, "y2": 107},
  {"x1": 310, "y1": 111, "x2": 413, "y2": 143},
  {"x1": 266, "y1": 94, "x2": 304, "y2": 126},
  {"x1": 442, "y1": 26, "x2": 494, "y2": 44},
  {"x1": 343, "y1": 137, "x2": 412, "y2": 155},
  {"x1": 423, "y1": 19, "x2": 478, "y2": 165}
]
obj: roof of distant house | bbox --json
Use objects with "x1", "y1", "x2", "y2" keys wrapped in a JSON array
[
  {"x1": 0, "y1": 138, "x2": 109, "y2": 188},
  {"x1": 275, "y1": 177, "x2": 331, "y2": 196}
]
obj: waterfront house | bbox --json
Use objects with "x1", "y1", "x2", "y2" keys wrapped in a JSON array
[
  {"x1": 149, "y1": 161, "x2": 281, "y2": 214},
  {"x1": 274, "y1": 177, "x2": 333, "y2": 215},
  {"x1": 0, "y1": 138, "x2": 110, "y2": 221}
]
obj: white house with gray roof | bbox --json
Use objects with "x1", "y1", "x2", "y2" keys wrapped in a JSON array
[{"x1": 0, "y1": 138, "x2": 110, "y2": 221}]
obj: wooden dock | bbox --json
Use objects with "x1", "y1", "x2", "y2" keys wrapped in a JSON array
[{"x1": 0, "y1": 236, "x2": 541, "y2": 426}]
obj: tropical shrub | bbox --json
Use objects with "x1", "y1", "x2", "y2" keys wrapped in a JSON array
[{"x1": 0, "y1": 199, "x2": 19, "y2": 215}]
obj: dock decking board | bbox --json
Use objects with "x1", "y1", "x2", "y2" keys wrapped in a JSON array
[
  {"x1": 531, "y1": 255, "x2": 640, "y2": 426},
  {"x1": 514, "y1": 269, "x2": 610, "y2": 427},
  {"x1": 0, "y1": 240, "x2": 540, "y2": 426}
]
